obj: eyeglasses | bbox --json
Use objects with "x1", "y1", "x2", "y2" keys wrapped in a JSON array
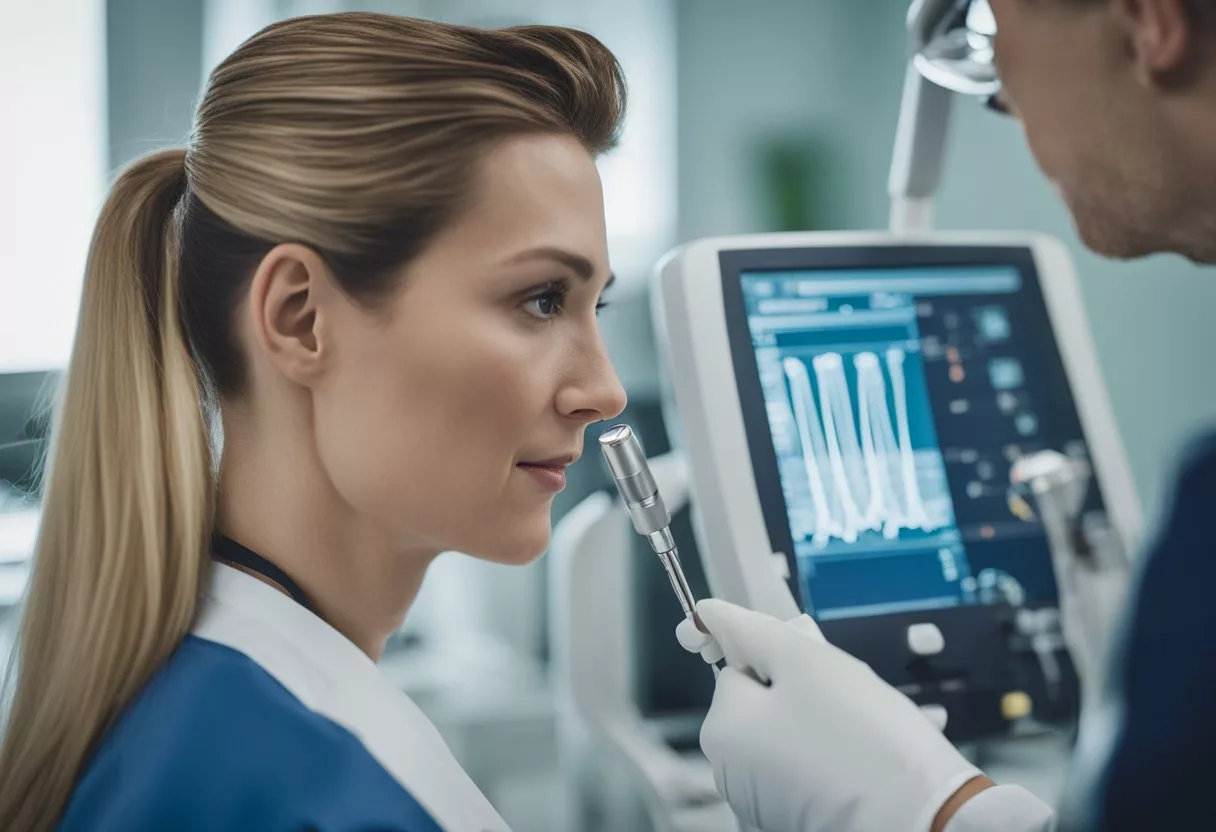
[{"x1": 909, "y1": 0, "x2": 1010, "y2": 114}]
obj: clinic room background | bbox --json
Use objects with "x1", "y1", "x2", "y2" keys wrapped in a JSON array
[{"x1": 2, "y1": 1, "x2": 1214, "y2": 831}]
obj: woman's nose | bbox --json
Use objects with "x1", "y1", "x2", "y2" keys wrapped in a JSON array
[{"x1": 556, "y1": 341, "x2": 628, "y2": 424}]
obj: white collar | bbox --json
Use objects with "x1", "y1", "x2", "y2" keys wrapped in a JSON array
[{"x1": 193, "y1": 563, "x2": 510, "y2": 831}]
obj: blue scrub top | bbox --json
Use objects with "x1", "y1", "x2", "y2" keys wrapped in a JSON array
[
  {"x1": 61, "y1": 635, "x2": 443, "y2": 831},
  {"x1": 58, "y1": 562, "x2": 509, "y2": 832},
  {"x1": 1085, "y1": 432, "x2": 1216, "y2": 830}
]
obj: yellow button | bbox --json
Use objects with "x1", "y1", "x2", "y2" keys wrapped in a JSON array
[{"x1": 1001, "y1": 691, "x2": 1033, "y2": 720}]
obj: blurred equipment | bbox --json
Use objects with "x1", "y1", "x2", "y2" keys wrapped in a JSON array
[
  {"x1": 0, "y1": 371, "x2": 52, "y2": 608},
  {"x1": 908, "y1": 0, "x2": 998, "y2": 97},
  {"x1": 1009, "y1": 451, "x2": 1131, "y2": 696},
  {"x1": 891, "y1": 0, "x2": 1000, "y2": 233},
  {"x1": 652, "y1": 231, "x2": 1142, "y2": 742},
  {"x1": 549, "y1": 452, "x2": 738, "y2": 832}
]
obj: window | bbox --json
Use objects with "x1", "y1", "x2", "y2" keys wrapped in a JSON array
[{"x1": 0, "y1": 1, "x2": 107, "y2": 373}]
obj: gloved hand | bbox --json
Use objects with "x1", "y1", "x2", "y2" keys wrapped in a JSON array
[{"x1": 677, "y1": 599, "x2": 982, "y2": 832}]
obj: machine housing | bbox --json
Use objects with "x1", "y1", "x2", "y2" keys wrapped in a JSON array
[{"x1": 653, "y1": 231, "x2": 1141, "y2": 740}]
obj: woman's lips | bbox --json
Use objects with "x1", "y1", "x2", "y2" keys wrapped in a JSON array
[{"x1": 516, "y1": 462, "x2": 568, "y2": 492}]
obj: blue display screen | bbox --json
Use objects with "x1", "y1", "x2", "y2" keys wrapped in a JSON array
[{"x1": 732, "y1": 257, "x2": 1105, "y2": 621}]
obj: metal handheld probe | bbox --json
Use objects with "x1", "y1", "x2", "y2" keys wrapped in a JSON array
[{"x1": 598, "y1": 424, "x2": 707, "y2": 634}]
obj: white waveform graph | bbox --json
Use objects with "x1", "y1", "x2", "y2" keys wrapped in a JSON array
[{"x1": 783, "y1": 348, "x2": 941, "y2": 548}]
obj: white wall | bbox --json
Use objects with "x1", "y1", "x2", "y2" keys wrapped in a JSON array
[{"x1": 676, "y1": 0, "x2": 1216, "y2": 519}]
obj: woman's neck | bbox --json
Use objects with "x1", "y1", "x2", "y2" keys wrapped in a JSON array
[{"x1": 216, "y1": 410, "x2": 440, "y2": 660}]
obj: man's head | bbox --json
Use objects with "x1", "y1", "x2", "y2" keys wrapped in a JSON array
[{"x1": 990, "y1": 0, "x2": 1216, "y2": 261}]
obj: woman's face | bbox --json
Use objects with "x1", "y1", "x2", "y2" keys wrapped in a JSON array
[{"x1": 312, "y1": 133, "x2": 626, "y2": 563}]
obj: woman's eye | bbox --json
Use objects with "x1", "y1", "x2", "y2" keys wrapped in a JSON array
[{"x1": 526, "y1": 288, "x2": 565, "y2": 320}]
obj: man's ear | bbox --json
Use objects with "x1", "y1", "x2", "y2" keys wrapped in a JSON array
[
  {"x1": 1113, "y1": 0, "x2": 1194, "y2": 83},
  {"x1": 246, "y1": 243, "x2": 334, "y2": 387}
]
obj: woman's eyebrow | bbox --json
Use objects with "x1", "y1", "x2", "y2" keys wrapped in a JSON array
[{"x1": 502, "y1": 246, "x2": 598, "y2": 281}]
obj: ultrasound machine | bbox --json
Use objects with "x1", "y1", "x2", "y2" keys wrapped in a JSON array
[{"x1": 653, "y1": 232, "x2": 1141, "y2": 740}]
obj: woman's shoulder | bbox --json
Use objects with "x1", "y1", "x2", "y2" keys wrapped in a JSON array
[{"x1": 58, "y1": 635, "x2": 443, "y2": 832}]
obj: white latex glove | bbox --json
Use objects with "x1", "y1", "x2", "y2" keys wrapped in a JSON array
[{"x1": 678, "y1": 599, "x2": 982, "y2": 832}]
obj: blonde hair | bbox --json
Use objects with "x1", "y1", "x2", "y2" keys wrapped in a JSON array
[{"x1": 0, "y1": 13, "x2": 624, "y2": 829}]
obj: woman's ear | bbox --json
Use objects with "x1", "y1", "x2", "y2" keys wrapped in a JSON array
[{"x1": 246, "y1": 243, "x2": 335, "y2": 387}]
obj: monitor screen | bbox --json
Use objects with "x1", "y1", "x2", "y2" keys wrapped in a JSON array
[{"x1": 721, "y1": 246, "x2": 1109, "y2": 621}]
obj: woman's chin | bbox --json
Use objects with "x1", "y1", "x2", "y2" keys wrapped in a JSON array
[{"x1": 469, "y1": 523, "x2": 551, "y2": 566}]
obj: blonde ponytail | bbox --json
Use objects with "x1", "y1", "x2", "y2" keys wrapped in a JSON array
[{"x1": 0, "y1": 149, "x2": 214, "y2": 831}]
